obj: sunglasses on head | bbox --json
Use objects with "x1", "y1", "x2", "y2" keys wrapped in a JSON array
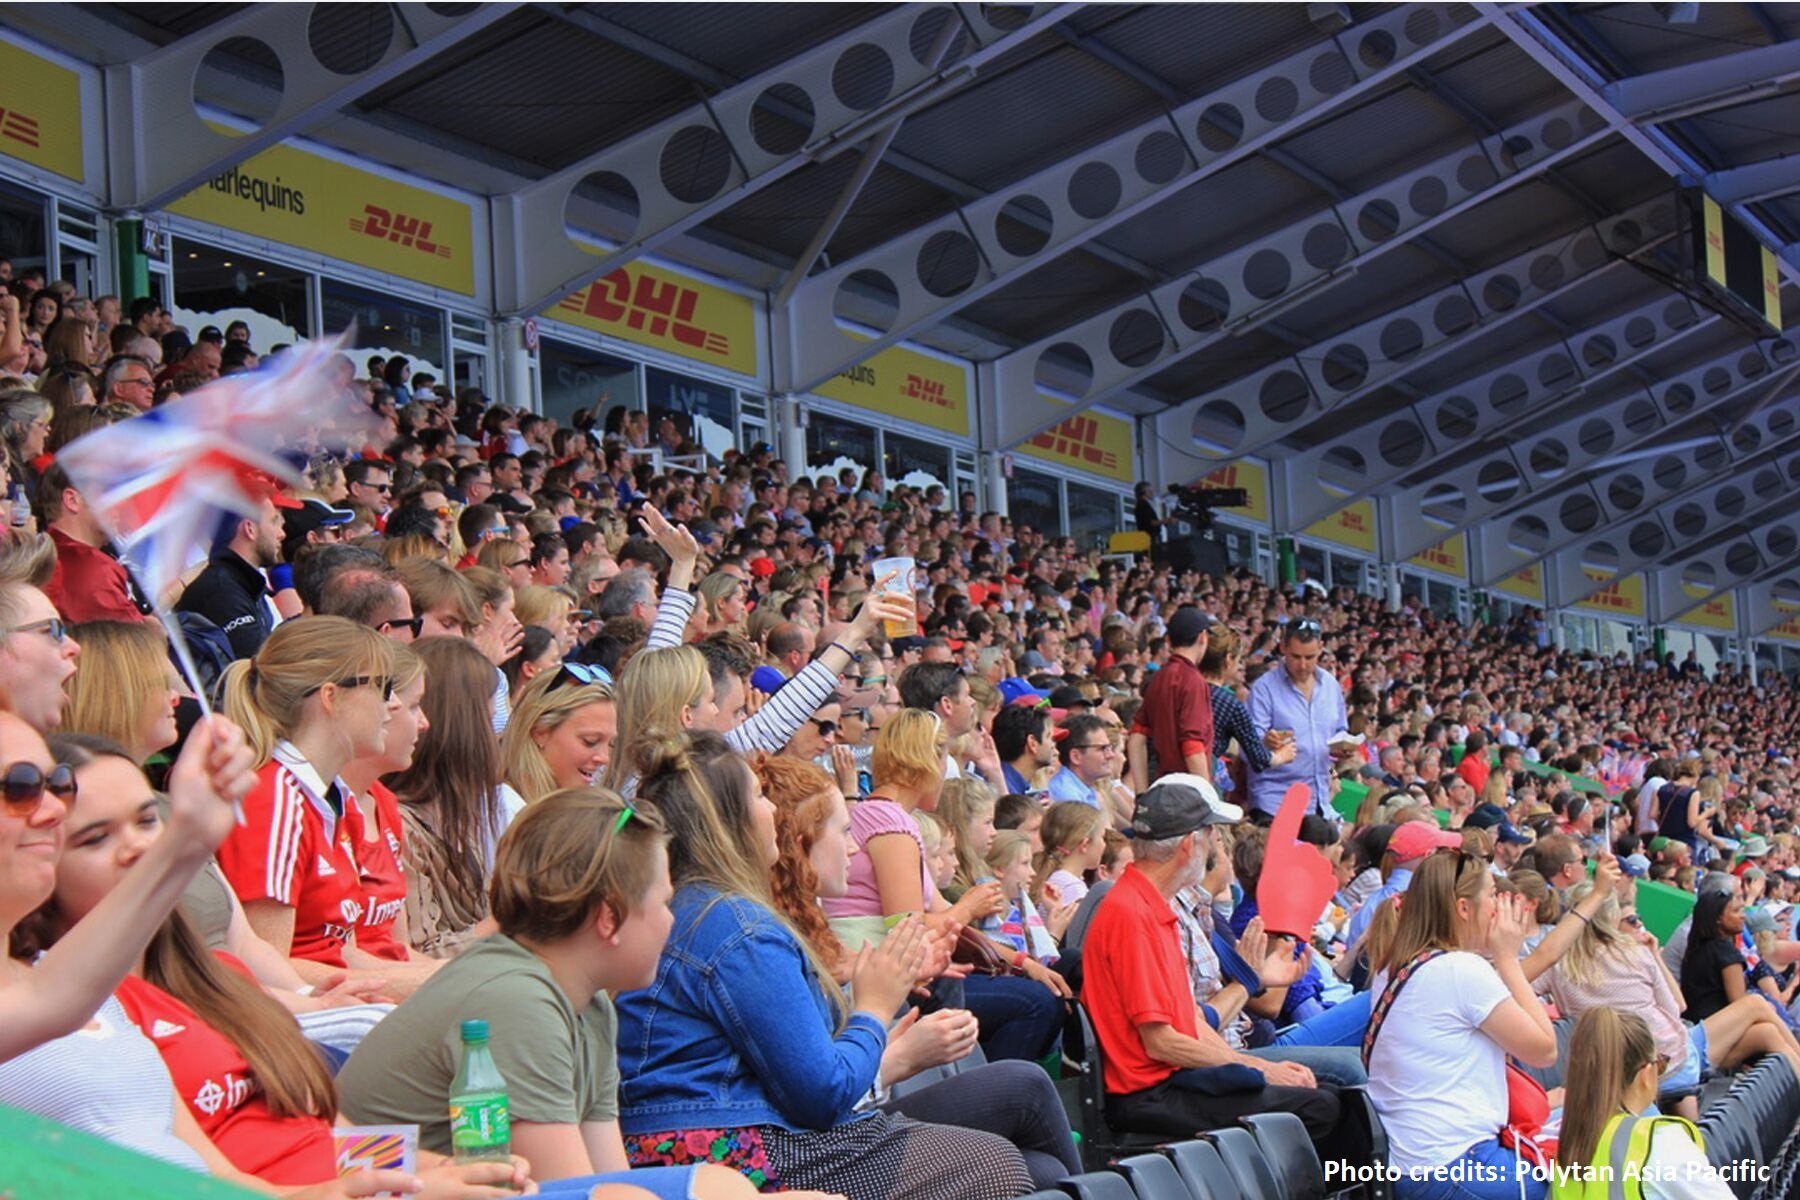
[
  {"x1": 552, "y1": 661, "x2": 613, "y2": 690},
  {"x1": 2, "y1": 761, "x2": 77, "y2": 816}
]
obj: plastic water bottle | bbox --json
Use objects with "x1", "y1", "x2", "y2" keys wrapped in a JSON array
[
  {"x1": 449, "y1": 1019, "x2": 510, "y2": 1163},
  {"x1": 9, "y1": 484, "x2": 26, "y2": 528}
]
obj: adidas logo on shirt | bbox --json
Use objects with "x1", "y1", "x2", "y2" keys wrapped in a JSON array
[
  {"x1": 151, "y1": 1019, "x2": 186, "y2": 1039},
  {"x1": 316, "y1": 855, "x2": 337, "y2": 876}
]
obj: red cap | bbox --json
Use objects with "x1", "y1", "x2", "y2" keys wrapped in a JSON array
[
  {"x1": 749, "y1": 557, "x2": 776, "y2": 579},
  {"x1": 1389, "y1": 821, "x2": 1463, "y2": 862}
]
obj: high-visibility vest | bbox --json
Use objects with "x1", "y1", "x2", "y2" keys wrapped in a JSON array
[{"x1": 1551, "y1": 1113, "x2": 1708, "y2": 1200}]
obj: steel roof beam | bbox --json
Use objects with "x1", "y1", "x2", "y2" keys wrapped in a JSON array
[
  {"x1": 1707, "y1": 154, "x2": 1800, "y2": 206},
  {"x1": 1393, "y1": 330, "x2": 1792, "y2": 568},
  {"x1": 1646, "y1": 500, "x2": 1800, "y2": 625},
  {"x1": 777, "y1": 5, "x2": 1491, "y2": 398},
  {"x1": 1281, "y1": 286, "x2": 1712, "y2": 532},
  {"x1": 107, "y1": 3, "x2": 523, "y2": 211},
  {"x1": 495, "y1": 3, "x2": 1080, "y2": 316},
  {"x1": 1600, "y1": 37, "x2": 1800, "y2": 124},
  {"x1": 1008, "y1": 95, "x2": 1611, "y2": 458},
  {"x1": 1499, "y1": 387, "x2": 1800, "y2": 606}
]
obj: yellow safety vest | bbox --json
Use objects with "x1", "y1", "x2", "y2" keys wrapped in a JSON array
[{"x1": 1551, "y1": 1113, "x2": 1707, "y2": 1200}]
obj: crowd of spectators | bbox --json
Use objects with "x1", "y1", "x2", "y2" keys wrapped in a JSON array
[{"x1": 0, "y1": 270, "x2": 1797, "y2": 1199}]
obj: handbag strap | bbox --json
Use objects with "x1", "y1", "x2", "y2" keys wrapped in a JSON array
[{"x1": 1361, "y1": 949, "x2": 1449, "y2": 1068}]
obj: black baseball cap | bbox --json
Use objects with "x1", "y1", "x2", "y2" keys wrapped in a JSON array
[
  {"x1": 1128, "y1": 773, "x2": 1243, "y2": 840},
  {"x1": 1167, "y1": 606, "x2": 1216, "y2": 646}
]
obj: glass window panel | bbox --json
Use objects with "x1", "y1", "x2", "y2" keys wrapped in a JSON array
[
  {"x1": 884, "y1": 432, "x2": 950, "y2": 496},
  {"x1": 1067, "y1": 481, "x2": 1122, "y2": 552},
  {"x1": 1007, "y1": 468, "x2": 1062, "y2": 538},
  {"x1": 645, "y1": 366, "x2": 736, "y2": 461},
  {"x1": 539, "y1": 338, "x2": 639, "y2": 428},
  {"x1": 1296, "y1": 543, "x2": 1327, "y2": 585},
  {"x1": 172, "y1": 238, "x2": 309, "y2": 350},
  {"x1": 807, "y1": 410, "x2": 877, "y2": 484},
  {"x1": 320, "y1": 277, "x2": 447, "y2": 388},
  {"x1": 1329, "y1": 554, "x2": 1365, "y2": 589},
  {"x1": 1427, "y1": 579, "x2": 1459, "y2": 618},
  {"x1": 0, "y1": 181, "x2": 47, "y2": 278}
]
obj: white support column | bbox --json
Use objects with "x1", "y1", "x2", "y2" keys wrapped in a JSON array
[
  {"x1": 1384, "y1": 564, "x2": 1402, "y2": 613},
  {"x1": 497, "y1": 317, "x2": 533, "y2": 413},
  {"x1": 776, "y1": 395, "x2": 808, "y2": 483},
  {"x1": 984, "y1": 452, "x2": 1009, "y2": 519}
]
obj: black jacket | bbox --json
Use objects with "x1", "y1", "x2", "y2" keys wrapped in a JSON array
[{"x1": 175, "y1": 550, "x2": 274, "y2": 661}]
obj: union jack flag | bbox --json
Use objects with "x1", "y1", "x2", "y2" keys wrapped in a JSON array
[{"x1": 57, "y1": 338, "x2": 373, "y2": 606}]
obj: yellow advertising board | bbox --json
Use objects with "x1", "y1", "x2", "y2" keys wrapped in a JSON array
[
  {"x1": 815, "y1": 341, "x2": 971, "y2": 438},
  {"x1": 1573, "y1": 568, "x2": 1646, "y2": 619},
  {"x1": 556, "y1": 261, "x2": 758, "y2": 378},
  {"x1": 1199, "y1": 460, "x2": 1270, "y2": 525},
  {"x1": 1770, "y1": 603, "x2": 1800, "y2": 644},
  {"x1": 1019, "y1": 406, "x2": 1133, "y2": 483},
  {"x1": 1492, "y1": 563, "x2": 1546, "y2": 603},
  {"x1": 1304, "y1": 499, "x2": 1377, "y2": 555},
  {"x1": 170, "y1": 135, "x2": 475, "y2": 294},
  {"x1": 1408, "y1": 534, "x2": 1467, "y2": 580},
  {"x1": 0, "y1": 39, "x2": 82, "y2": 182},
  {"x1": 1676, "y1": 583, "x2": 1735, "y2": 632}
]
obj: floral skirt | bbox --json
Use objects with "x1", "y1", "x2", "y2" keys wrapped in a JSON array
[{"x1": 624, "y1": 1127, "x2": 779, "y2": 1191}]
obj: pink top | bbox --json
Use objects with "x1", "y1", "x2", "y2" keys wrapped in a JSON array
[
  {"x1": 1537, "y1": 940, "x2": 1688, "y2": 1070},
  {"x1": 821, "y1": 799, "x2": 933, "y2": 919}
]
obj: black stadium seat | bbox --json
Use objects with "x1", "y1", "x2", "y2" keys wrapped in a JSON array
[
  {"x1": 1069, "y1": 1003, "x2": 1165, "y2": 1170},
  {"x1": 1056, "y1": 1171, "x2": 1140, "y2": 1200},
  {"x1": 1115, "y1": 1153, "x2": 1198, "y2": 1200},
  {"x1": 1334, "y1": 1087, "x2": 1392, "y2": 1200},
  {"x1": 1164, "y1": 1138, "x2": 1244, "y2": 1200},
  {"x1": 1244, "y1": 1112, "x2": 1327, "y2": 1200},
  {"x1": 1206, "y1": 1127, "x2": 1284, "y2": 1200}
]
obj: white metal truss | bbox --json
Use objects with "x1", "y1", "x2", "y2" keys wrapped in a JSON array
[
  {"x1": 1391, "y1": 332, "x2": 1792, "y2": 568},
  {"x1": 1650, "y1": 508, "x2": 1800, "y2": 626},
  {"x1": 1742, "y1": 575, "x2": 1800, "y2": 639},
  {"x1": 999, "y1": 96, "x2": 1610, "y2": 453},
  {"x1": 493, "y1": 3, "x2": 1077, "y2": 315},
  {"x1": 106, "y1": 3, "x2": 521, "y2": 211},
  {"x1": 1499, "y1": 385, "x2": 1800, "y2": 604},
  {"x1": 777, "y1": 3, "x2": 1486, "y2": 398}
]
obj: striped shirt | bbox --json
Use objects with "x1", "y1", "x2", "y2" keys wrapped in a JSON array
[
  {"x1": 0, "y1": 993, "x2": 208, "y2": 1173},
  {"x1": 646, "y1": 587, "x2": 842, "y2": 754}
]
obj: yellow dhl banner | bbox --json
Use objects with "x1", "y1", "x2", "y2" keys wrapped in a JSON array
[
  {"x1": 1492, "y1": 564, "x2": 1545, "y2": 603},
  {"x1": 1770, "y1": 603, "x2": 1800, "y2": 644},
  {"x1": 1304, "y1": 499, "x2": 1377, "y2": 554},
  {"x1": 0, "y1": 40, "x2": 82, "y2": 183},
  {"x1": 1199, "y1": 459, "x2": 1270, "y2": 525},
  {"x1": 1676, "y1": 583, "x2": 1735, "y2": 632},
  {"x1": 1574, "y1": 568, "x2": 1646, "y2": 619},
  {"x1": 1019, "y1": 407, "x2": 1133, "y2": 483},
  {"x1": 556, "y1": 261, "x2": 758, "y2": 377},
  {"x1": 170, "y1": 134, "x2": 475, "y2": 295},
  {"x1": 1408, "y1": 534, "x2": 1467, "y2": 579},
  {"x1": 816, "y1": 342, "x2": 970, "y2": 438}
]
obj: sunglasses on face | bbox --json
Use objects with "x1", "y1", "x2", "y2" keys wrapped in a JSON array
[
  {"x1": 809, "y1": 719, "x2": 838, "y2": 737},
  {"x1": 307, "y1": 675, "x2": 394, "y2": 701},
  {"x1": 377, "y1": 616, "x2": 424, "y2": 638},
  {"x1": 2, "y1": 761, "x2": 77, "y2": 816}
]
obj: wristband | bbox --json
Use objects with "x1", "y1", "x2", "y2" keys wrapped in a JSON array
[
  {"x1": 1011, "y1": 950, "x2": 1028, "y2": 970},
  {"x1": 294, "y1": 985, "x2": 315, "y2": 997},
  {"x1": 1570, "y1": 911, "x2": 1591, "y2": 926},
  {"x1": 828, "y1": 640, "x2": 857, "y2": 660}
]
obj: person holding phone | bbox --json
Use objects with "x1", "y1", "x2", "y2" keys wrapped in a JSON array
[{"x1": 1246, "y1": 619, "x2": 1350, "y2": 825}]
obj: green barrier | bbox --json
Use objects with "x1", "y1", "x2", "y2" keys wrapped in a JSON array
[
  {"x1": 1446, "y1": 744, "x2": 1616, "y2": 799},
  {"x1": 1634, "y1": 879, "x2": 1698, "y2": 946},
  {"x1": 1333, "y1": 778, "x2": 1368, "y2": 824},
  {"x1": 0, "y1": 1102, "x2": 265, "y2": 1199}
]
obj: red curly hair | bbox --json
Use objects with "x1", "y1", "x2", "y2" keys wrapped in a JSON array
[{"x1": 749, "y1": 751, "x2": 845, "y2": 966}]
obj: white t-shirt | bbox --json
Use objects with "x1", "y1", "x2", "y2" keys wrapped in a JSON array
[{"x1": 1366, "y1": 952, "x2": 1510, "y2": 1174}]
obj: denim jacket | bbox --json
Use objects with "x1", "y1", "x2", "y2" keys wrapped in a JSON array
[{"x1": 613, "y1": 883, "x2": 887, "y2": 1134}]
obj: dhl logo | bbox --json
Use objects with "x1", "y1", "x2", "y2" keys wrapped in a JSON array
[
  {"x1": 1416, "y1": 547, "x2": 1456, "y2": 568},
  {"x1": 1203, "y1": 465, "x2": 1240, "y2": 488},
  {"x1": 1707, "y1": 230, "x2": 1725, "y2": 252},
  {"x1": 559, "y1": 268, "x2": 730, "y2": 358},
  {"x1": 1585, "y1": 581, "x2": 1635, "y2": 611},
  {"x1": 902, "y1": 374, "x2": 951, "y2": 409},
  {"x1": 350, "y1": 205, "x2": 451, "y2": 259},
  {"x1": 1335, "y1": 510, "x2": 1369, "y2": 533},
  {"x1": 1029, "y1": 414, "x2": 1119, "y2": 472},
  {"x1": 0, "y1": 107, "x2": 39, "y2": 150},
  {"x1": 1517, "y1": 566, "x2": 1540, "y2": 583},
  {"x1": 1775, "y1": 618, "x2": 1800, "y2": 640},
  {"x1": 1702, "y1": 601, "x2": 1729, "y2": 617}
]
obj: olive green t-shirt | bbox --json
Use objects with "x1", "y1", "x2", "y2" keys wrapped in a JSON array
[{"x1": 336, "y1": 934, "x2": 620, "y2": 1153}]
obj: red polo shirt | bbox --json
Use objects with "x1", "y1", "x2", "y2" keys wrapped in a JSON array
[
  {"x1": 1081, "y1": 863, "x2": 1197, "y2": 1095},
  {"x1": 45, "y1": 526, "x2": 145, "y2": 625},
  {"x1": 1132, "y1": 653, "x2": 1213, "y2": 780}
]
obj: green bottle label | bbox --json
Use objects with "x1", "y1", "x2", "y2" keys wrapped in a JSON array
[{"x1": 449, "y1": 1092, "x2": 510, "y2": 1156}]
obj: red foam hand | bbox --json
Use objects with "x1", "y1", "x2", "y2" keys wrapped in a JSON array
[{"x1": 1256, "y1": 783, "x2": 1339, "y2": 939}]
